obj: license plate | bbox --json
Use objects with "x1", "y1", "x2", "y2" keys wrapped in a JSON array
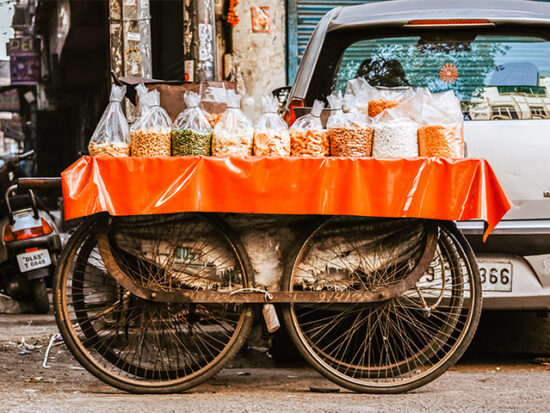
[
  {"x1": 16, "y1": 249, "x2": 51, "y2": 273},
  {"x1": 478, "y1": 261, "x2": 512, "y2": 292}
]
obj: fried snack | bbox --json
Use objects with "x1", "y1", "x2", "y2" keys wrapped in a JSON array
[
  {"x1": 368, "y1": 99, "x2": 400, "y2": 117},
  {"x1": 212, "y1": 130, "x2": 253, "y2": 155},
  {"x1": 253, "y1": 129, "x2": 291, "y2": 156},
  {"x1": 130, "y1": 128, "x2": 171, "y2": 157},
  {"x1": 418, "y1": 125, "x2": 464, "y2": 157},
  {"x1": 329, "y1": 127, "x2": 374, "y2": 157},
  {"x1": 88, "y1": 141, "x2": 130, "y2": 157},
  {"x1": 205, "y1": 113, "x2": 223, "y2": 128},
  {"x1": 290, "y1": 129, "x2": 329, "y2": 157}
]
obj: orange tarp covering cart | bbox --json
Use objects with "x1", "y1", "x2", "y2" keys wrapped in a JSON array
[{"x1": 62, "y1": 156, "x2": 512, "y2": 240}]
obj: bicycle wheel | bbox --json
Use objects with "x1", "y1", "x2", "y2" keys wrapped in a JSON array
[
  {"x1": 281, "y1": 217, "x2": 481, "y2": 393},
  {"x1": 54, "y1": 213, "x2": 254, "y2": 393}
]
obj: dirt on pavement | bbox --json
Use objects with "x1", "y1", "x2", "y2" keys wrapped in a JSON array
[{"x1": 1, "y1": 314, "x2": 550, "y2": 412}]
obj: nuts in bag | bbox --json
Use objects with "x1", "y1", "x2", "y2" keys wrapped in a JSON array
[
  {"x1": 253, "y1": 94, "x2": 290, "y2": 156},
  {"x1": 418, "y1": 90, "x2": 464, "y2": 157},
  {"x1": 88, "y1": 84, "x2": 130, "y2": 157},
  {"x1": 372, "y1": 92, "x2": 422, "y2": 157},
  {"x1": 171, "y1": 91, "x2": 212, "y2": 156},
  {"x1": 212, "y1": 90, "x2": 254, "y2": 156},
  {"x1": 130, "y1": 89, "x2": 173, "y2": 157},
  {"x1": 290, "y1": 100, "x2": 329, "y2": 157},
  {"x1": 347, "y1": 78, "x2": 414, "y2": 118},
  {"x1": 327, "y1": 92, "x2": 373, "y2": 157}
]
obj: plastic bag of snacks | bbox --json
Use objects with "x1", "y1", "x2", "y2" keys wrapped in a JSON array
[
  {"x1": 212, "y1": 90, "x2": 254, "y2": 156},
  {"x1": 88, "y1": 85, "x2": 130, "y2": 157},
  {"x1": 327, "y1": 92, "x2": 373, "y2": 157},
  {"x1": 348, "y1": 78, "x2": 414, "y2": 118},
  {"x1": 171, "y1": 91, "x2": 212, "y2": 156},
  {"x1": 372, "y1": 93, "x2": 421, "y2": 157},
  {"x1": 418, "y1": 90, "x2": 464, "y2": 157},
  {"x1": 253, "y1": 94, "x2": 290, "y2": 156},
  {"x1": 290, "y1": 100, "x2": 329, "y2": 157},
  {"x1": 200, "y1": 83, "x2": 228, "y2": 128},
  {"x1": 135, "y1": 83, "x2": 151, "y2": 119},
  {"x1": 130, "y1": 90, "x2": 172, "y2": 157}
]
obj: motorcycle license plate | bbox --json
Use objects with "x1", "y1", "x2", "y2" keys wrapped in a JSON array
[{"x1": 16, "y1": 249, "x2": 51, "y2": 273}]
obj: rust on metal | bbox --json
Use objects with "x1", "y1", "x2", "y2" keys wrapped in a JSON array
[{"x1": 97, "y1": 221, "x2": 438, "y2": 304}]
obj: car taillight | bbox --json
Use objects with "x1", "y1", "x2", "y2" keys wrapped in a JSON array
[
  {"x1": 404, "y1": 19, "x2": 493, "y2": 27},
  {"x1": 284, "y1": 98, "x2": 305, "y2": 127},
  {"x1": 3, "y1": 218, "x2": 52, "y2": 242}
]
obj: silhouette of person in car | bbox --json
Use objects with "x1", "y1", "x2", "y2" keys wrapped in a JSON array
[{"x1": 355, "y1": 58, "x2": 410, "y2": 87}]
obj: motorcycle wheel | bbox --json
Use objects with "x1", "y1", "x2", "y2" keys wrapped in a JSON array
[{"x1": 30, "y1": 278, "x2": 50, "y2": 314}]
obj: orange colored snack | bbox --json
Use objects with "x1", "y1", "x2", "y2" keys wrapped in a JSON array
[
  {"x1": 368, "y1": 99, "x2": 400, "y2": 117},
  {"x1": 205, "y1": 112, "x2": 223, "y2": 128},
  {"x1": 418, "y1": 125, "x2": 464, "y2": 157},
  {"x1": 329, "y1": 127, "x2": 374, "y2": 157},
  {"x1": 290, "y1": 129, "x2": 329, "y2": 156}
]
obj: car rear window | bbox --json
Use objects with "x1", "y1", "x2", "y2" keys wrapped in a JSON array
[{"x1": 333, "y1": 35, "x2": 550, "y2": 120}]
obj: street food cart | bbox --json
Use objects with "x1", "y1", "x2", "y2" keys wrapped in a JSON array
[{"x1": 23, "y1": 154, "x2": 510, "y2": 394}]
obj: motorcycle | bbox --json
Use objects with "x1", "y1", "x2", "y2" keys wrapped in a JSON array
[{"x1": 0, "y1": 150, "x2": 62, "y2": 313}]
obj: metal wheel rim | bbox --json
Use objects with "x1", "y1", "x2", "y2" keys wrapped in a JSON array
[
  {"x1": 58, "y1": 214, "x2": 252, "y2": 388},
  {"x1": 287, "y1": 218, "x2": 479, "y2": 388}
]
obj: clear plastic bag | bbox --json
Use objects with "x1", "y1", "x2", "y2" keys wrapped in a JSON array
[
  {"x1": 372, "y1": 93, "x2": 422, "y2": 157},
  {"x1": 327, "y1": 92, "x2": 373, "y2": 157},
  {"x1": 88, "y1": 85, "x2": 130, "y2": 157},
  {"x1": 200, "y1": 83, "x2": 228, "y2": 128},
  {"x1": 212, "y1": 90, "x2": 254, "y2": 156},
  {"x1": 135, "y1": 83, "x2": 151, "y2": 119},
  {"x1": 171, "y1": 91, "x2": 212, "y2": 156},
  {"x1": 290, "y1": 100, "x2": 329, "y2": 157},
  {"x1": 348, "y1": 78, "x2": 414, "y2": 118},
  {"x1": 418, "y1": 90, "x2": 464, "y2": 157},
  {"x1": 130, "y1": 89, "x2": 172, "y2": 157},
  {"x1": 253, "y1": 94, "x2": 290, "y2": 156}
]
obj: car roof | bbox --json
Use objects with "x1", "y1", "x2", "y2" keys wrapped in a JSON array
[
  {"x1": 328, "y1": 0, "x2": 550, "y2": 30},
  {"x1": 290, "y1": 0, "x2": 550, "y2": 100}
]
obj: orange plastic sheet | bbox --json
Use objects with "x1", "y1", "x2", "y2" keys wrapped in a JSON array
[{"x1": 62, "y1": 156, "x2": 512, "y2": 240}]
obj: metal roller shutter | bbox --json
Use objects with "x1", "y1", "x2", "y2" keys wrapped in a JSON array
[{"x1": 287, "y1": 1, "x2": 387, "y2": 83}]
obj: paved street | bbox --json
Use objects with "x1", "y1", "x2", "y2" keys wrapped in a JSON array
[{"x1": 1, "y1": 313, "x2": 549, "y2": 413}]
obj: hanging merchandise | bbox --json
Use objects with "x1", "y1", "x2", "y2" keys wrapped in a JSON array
[
  {"x1": 88, "y1": 85, "x2": 130, "y2": 157},
  {"x1": 212, "y1": 90, "x2": 254, "y2": 156},
  {"x1": 130, "y1": 90, "x2": 173, "y2": 157},
  {"x1": 372, "y1": 93, "x2": 421, "y2": 157},
  {"x1": 349, "y1": 78, "x2": 414, "y2": 118},
  {"x1": 290, "y1": 100, "x2": 329, "y2": 156},
  {"x1": 327, "y1": 92, "x2": 373, "y2": 157},
  {"x1": 253, "y1": 94, "x2": 290, "y2": 156},
  {"x1": 226, "y1": 0, "x2": 240, "y2": 27},
  {"x1": 171, "y1": 91, "x2": 212, "y2": 156},
  {"x1": 418, "y1": 90, "x2": 464, "y2": 157}
]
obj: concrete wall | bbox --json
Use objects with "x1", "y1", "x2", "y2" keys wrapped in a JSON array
[{"x1": 231, "y1": 0, "x2": 286, "y2": 122}]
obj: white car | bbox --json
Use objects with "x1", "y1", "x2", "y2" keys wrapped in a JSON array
[{"x1": 286, "y1": 0, "x2": 550, "y2": 310}]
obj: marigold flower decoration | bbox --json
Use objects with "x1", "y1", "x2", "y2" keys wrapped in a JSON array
[
  {"x1": 227, "y1": 0, "x2": 240, "y2": 28},
  {"x1": 440, "y1": 62, "x2": 458, "y2": 83}
]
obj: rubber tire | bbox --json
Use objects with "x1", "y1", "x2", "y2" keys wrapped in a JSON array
[
  {"x1": 53, "y1": 213, "x2": 255, "y2": 394},
  {"x1": 280, "y1": 219, "x2": 483, "y2": 394},
  {"x1": 30, "y1": 278, "x2": 50, "y2": 314}
]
